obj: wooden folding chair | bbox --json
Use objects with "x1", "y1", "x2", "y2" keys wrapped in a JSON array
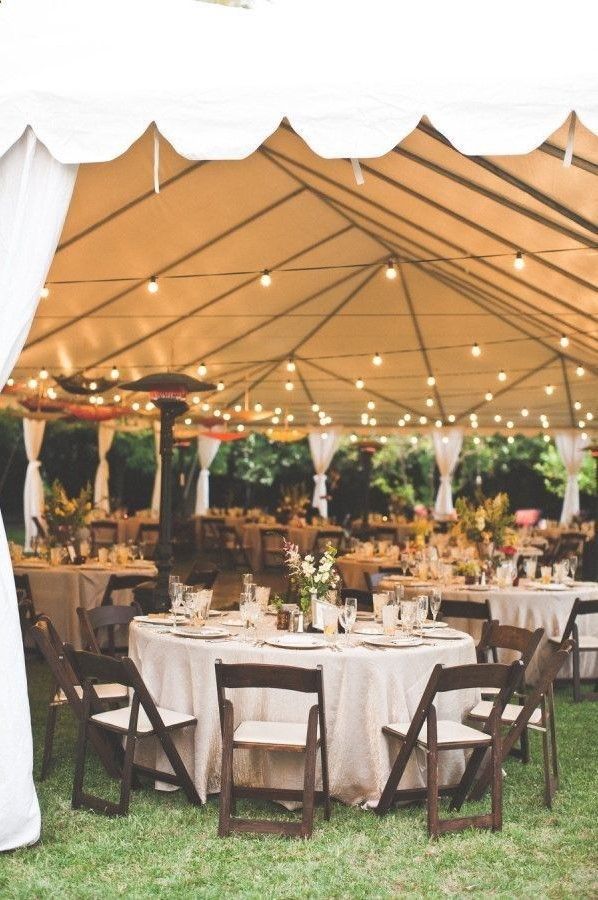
[
  {"x1": 90, "y1": 519, "x2": 118, "y2": 550},
  {"x1": 101, "y1": 574, "x2": 152, "y2": 607},
  {"x1": 14, "y1": 572, "x2": 38, "y2": 647},
  {"x1": 259, "y1": 528, "x2": 287, "y2": 573},
  {"x1": 340, "y1": 588, "x2": 373, "y2": 612},
  {"x1": 459, "y1": 641, "x2": 574, "y2": 809},
  {"x1": 215, "y1": 660, "x2": 331, "y2": 838},
  {"x1": 77, "y1": 602, "x2": 141, "y2": 656},
  {"x1": 547, "y1": 598, "x2": 598, "y2": 702},
  {"x1": 185, "y1": 563, "x2": 219, "y2": 589},
  {"x1": 376, "y1": 660, "x2": 523, "y2": 838},
  {"x1": 364, "y1": 571, "x2": 386, "y2": 592},
  {"x1": 66, "y1": 648, "x2": 201, "y2": 817},
  {"x1": 137, "y1": 522, "x2": 160, "y2": 559},
  {"x1": 30, "y1": 617, "x2": 126, "y2": 780},
  {"x1": 475, "y1": 621, "x2": 544, "y2": 762}
]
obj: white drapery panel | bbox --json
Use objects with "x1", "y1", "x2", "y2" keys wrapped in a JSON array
[
  {"x1": 0, "y1": 130, "x2": 77, "y2": 851},
  {"x1": 195, "y1": 433, "x2": 221, "y2": 516},
  {"x1": 308, "y1": 429, "x2": 341, "y2": 519},
  {"x1": 23, "y1": 418, "x2": 45, "y2": 551},
  {"x1": 151, "y1": 421, "x2": 161, "y2": 517},
  {"x1": 93, "y1": 423, "x2": 115, "y2": 513},
  {"x1": 432, "y1": 428, "x2": 464, "y2": 518},
  {"x1": 555, "y1": 430, "x2": 585, "y2": 525}
]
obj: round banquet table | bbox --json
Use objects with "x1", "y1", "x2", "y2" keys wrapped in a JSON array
[
  {"x1": 380, "y1": 577, "x2": 598, "y2": 685},
  {"x1": 129, "y1": 619, "x2": 477, "y2": 806},
  {"x1": 242, "y1": 524, "x2": 344, "y2": 572},
  {"x1": 13, "y1": 560, "x2": 156, "y2": 648},
  {"x1": 337, "y1": 554, "x2": 399, "y2": 590},
  {"x1": 115, "y1": 515, "x2": 158, "y2": 544}
]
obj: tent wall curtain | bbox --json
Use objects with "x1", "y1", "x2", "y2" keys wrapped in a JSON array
[
  {"x1": 0, "y1": 129, "x2": 77, "y2": 851},
  {"x1": 151, "y1": 421, "x2": 161, "y2": 517},
  {"x1": 93, "y1": 423, "x2": 115, "y2": 513},
  {"x1": 432, "y1": 428, "x2": 464, "y2": 519},
  {"x1": 195, "y1": 434, "x2": 221, "y2": 516},
  {"x1": 555, "y1": 430, "x2": 585, "y2": 525},
  {"x1": 23, "y1": 418, "x2": 45, "y2": 551},
  {"x1": 308, "y1": 429, "x2": 341, "y2": 519}
]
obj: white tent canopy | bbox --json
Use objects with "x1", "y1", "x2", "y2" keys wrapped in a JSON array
[{"x1": 0, "y1": 0, "x2": 597, "y2": 855}]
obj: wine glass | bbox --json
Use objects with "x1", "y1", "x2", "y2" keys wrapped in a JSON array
[
  {"x1": 568, "y1": 555, "x2": 578, "y2": 581},
  {"x1": 169, "y1": 578, "x2": 184, "y2": 632},
  {"x1": 429, "y1": 587, "x2": 442, "y2": 623},
  {"x1": 394, "y1": 583, "x2": 405, "y2": 605},
  {"x1": 400, "y1": 600, "x2": 417, "y2": 638},
  {"x1": 416, "y1": 595, "x2": 428, "y2": 635},
  {"x1": 339, "y1": 596, "x2": 357, "y2": 645}
]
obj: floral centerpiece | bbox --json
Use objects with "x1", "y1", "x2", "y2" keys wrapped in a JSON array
[
  {"x1": 284, "y1": 540, "x2": 341, "y2": 614},
  {"x1": 454, "y1": 493, "x2": 514, "y2": 557},
  {"x1": 44, "y1": 481, "x2": 92, "y2": 546}
]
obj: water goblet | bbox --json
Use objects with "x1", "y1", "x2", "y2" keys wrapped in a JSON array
[
  {"x1": 399, "y1": 600, "x2": 417, "y2": 638},
  {"x1": 524, "y1": 557, "x2": 537, "y2": 581},
  {"x1": 429, "y1": 587, "x2": 442, "y2": 623},
  {"x1": 339, "y1": 596, "x2": 357, "y2": 645},
  {"x1": 382, "y1": 603, "x2": 399, "y2": 637},
  {"x1": 415, "y1": 595, "x2": 428, "y2": 635},
  {"x1": 568, "y1": 555, "x2": 578, "y2": 581}
]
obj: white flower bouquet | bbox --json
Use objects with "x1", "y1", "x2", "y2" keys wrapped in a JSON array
[{"x1": 284, "y1": 540, "x2": 341, "y2": 614}]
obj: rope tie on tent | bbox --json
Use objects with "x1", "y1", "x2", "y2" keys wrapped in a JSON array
[
  {"x1": 563, "y1": 112, "x2": 577, "y2": 168},
  {"x1": 153, "y1": 126, "x2": 160, "y2": 193},
  {"x1": 350, "y1": 158, "x2": 364, "y2": 185}
]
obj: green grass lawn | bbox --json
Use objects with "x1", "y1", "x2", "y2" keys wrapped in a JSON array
[{"x1": 1, "y1": 660, "x2": 597, "y2": 899}]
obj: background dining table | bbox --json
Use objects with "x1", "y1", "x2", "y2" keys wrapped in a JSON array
[
  {"x1": 129, "y1": 617, "x2": 477, "y2": 806},
  {"x1": 13, "y1": 559, "x2": 156, "y2": 648},
  {"x1": 241, "y1": 523, "x2": 345, "y2": 572}
]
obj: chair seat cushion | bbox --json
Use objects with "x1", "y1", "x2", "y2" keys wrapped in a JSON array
[
  {"x1": 234, "y1": 720, "x2": 318, "y2": 750},
  {"x1": 91, "y1": 704, "x2": 196, "y2": 734},
  {"x1": 56, "y1": 682, "x2": 128, "y2": 703},
  {"x1": 384, "y1": 719, "x2": 491, "y2": 747},
  {"x1": 469, "y1": 700, "x2": 542, "y2": 727},
  {"x1": 548, "y1": 634, "x2": 598, "y2": 649}
]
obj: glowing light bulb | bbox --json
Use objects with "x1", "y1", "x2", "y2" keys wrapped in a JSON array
[
  {"x1": 254, "y1": 403, "x2": 263, "y2": 413},
  {"x1": 355, "y1": 378, "x2": 364, "y2": 390},
  {"x1": 404, "y1": 414, "x2": 411, "y2": 422},
  {"x1": 410, "y1": 436, "x2": 418, "y2": 445},
  {"x1": 360, "y1": 413, "x2": 369, "y2": 425},
  {"x1": 574, "y1": 401, "x2": 582, "y2": 411},
  {"x1": 88, "y1": 381, "x2": 97, "y2": 391},
  {"x1": 473, "y1": 436, "x2": 481, "y2": 445},
  {"x1": 145, "y1": 401, "x2": 154, "y2": 411},
  {"x1": 367, "y1": 400, "x2": 376, "y2": 411},
  {"x1": 6, "y1": 378, "x2": 13, "y2": 387},
  {"x1": 576, "y1": 365, "x2": 585, "y2": 377},
  {"x1": 350, "y1": 434, "x2": 358, "y2": 443},
  {"x1": 398, "y1": 418, "x2": 405, "y2": 427},
  {"x1": 286, "y1": 358, "x2": 296, "y2": 373},
  {"x1": 148, "y1": 276, "x2": 158, "y2": 294},
  {"x1": 419, "y1": 416, "x2": 427, "y2": 425},
  {"x1": 222, "y1": 413, "x2": 231, "y2": 421},
  {"x1": 581, "y1": 432, "x2": 588, "y2": 440},
  {"x1": 95, "y1": 397, "x2": 105, "y2": 407},
  {"x1": 514, "y1": 251, "x2": 525, "y2": 271},
  {"x1": 40, "y1": 286, "x2": 50, "y2": 299},
  {"x1": 110, "y1": 364, "x2": 120, "y2": 380},
  {"x1": 237, "y1": 424, "x2": 245, "y2": 432},
  {"x1": 285, "y1": 380, "x2": 294, "y2": 392},
  {"x1": 498, "y1": 370, "x2": 507, "y2": 382},
  {"x1": 369, "y1": 417, "x2": 377, "y2": 426},
  {"x1": 494, "y1": 414, "x2": 502, "y2": 423},
  {"x1": 234, "y1": 404, "x2": 242, "y2": 413},
  {"x1": 271, "y1": 416, "x2": 280, "y2": 424},
  {"x1": 385, "y1": 259, "x2": 397, "y2": 280},
  {"x1": 372, "y1": 352, "x2": 383, "y2": 367},
  {"x1": 507, "y1": 435, "x2": 514, "y2": 444},
  {"x1": 560, "y1": 335, "x2": 570, "y2": 348},
  {"x1": 201, "y1": 402, "x2": 210, "y2": 412},
  {"x1": 286, "y1": 414, "x2": 294, "y2": 423},
  {"x1": 311, "y1": 403, "x2": 320, "y2": 413},
  {"x1": 543, "y1": 434, "x2": 551, "y2": 443},
  {"x1": 89, "y1": 395, "x2": 97, "y2": 405},
  {"x1": 216, "y1": 381, "x2": 225, "y2": 392},
  {"x1": 471, "y1": 420, "x2": 479, "y2": 429},
  {"x1": 113, "y1": 394, "x2": 121, "y2": 403},
  {"x1": 260, "y1": 270, "x2": 272, "y2": 288},
  {"x1": 132, "y1": 401, "x2": 140, "y2": 411},
  {"x1": 435, "y1": 420, "x2": 442, "y2": 428},
  {"x1": 380, "y1": 435, "x2": 387, "y2": 444},
  {"x1": 27, "y1": 377, "x2": 38, "y2": 390},
  {"x1": 47, "y1": 387, "x2": 57, "y2": 400},
  {"x1": 426, "y1": 397, "x2": 434, "y2": 407},
  {"x1": 39, "y1": 367, "x2": 48, "y2": 381},
  {"x1": 192, "y1": 396, "x2": 200, "y2": 405},
  {"x1": 544, "y1": 384, "x2": 555, "y2": 396},
  {"x1": 507, "y1": 420, "x2": 514, "y2": 429},
  {"x1": 184, "y1": 417, "x2": 192, "y2": 426},
  {"x1": 485, "y1": 392, "x2": 493, "y2": 402},
  {"x1": 214, "y1": 409, "x2": 221, "y2": 417},
  {"x1": 442, "y1": 435, "x2": 449, "y2": 444},
  {"x1": 521, "y1": 408, "x2": 529, "y2": 417},
  {"x1": 448, "y1": 414, "x2": 456, "y2": 423},
  {"x1": 586, "y1": 412, "x2": 594, "y2": 421},
  {"x1": 274, "y1": 407, "x2": 282, "y2": 415},
  {"x1": 197, "y1": 362, "x2": 207, "y2": 377},
  {"x1": 471, "y1": 342, "x2": 481, "y2": 357}
]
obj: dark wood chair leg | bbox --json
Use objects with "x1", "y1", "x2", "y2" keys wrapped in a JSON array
[
  {"x1": 158, "y1": 727, "x2": 202, "y2": 807},
  {"x1": 218, "y1": 703, "x2": 234, "y2": 837},
  {"x1": 301, "y1": 707, "x2": 319, "y2": 838},
  {"x1": 426, "y1": 745, "x2": 439, "y2": 839},
  {"x1": 118, "y1": 733, "x2": 137, "y2": 817},
  {"x1": 547, "y1": 686, "x2": 559, "y2": 790},
  {"x1": 72, "y1": 699, "x2": 90, "y2": 810},
  {"x1": 491, "y1": 724, "x2": 502, "y2": 831},
  {"x1": 572, "y1": 644, "x2": 581, "y2": 702},
  {"x1": 40, "y1": 701, "x2": 58, "y2": 781},
  {"x1": 320, "y1": 734, "x2": 331, "y2": 822},
  {"x1": 519, "y1": 727, "x2": 530, "y2": 764}
]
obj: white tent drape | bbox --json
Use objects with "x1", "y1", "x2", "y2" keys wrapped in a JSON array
[
  {"x1": 0, "y1": 129, "x2": 77, "y2": 851},
  {"x1": 195, "y1": 433, "x2": 221, "y2": 516},
  {"x1": 432, "y1": 428, "x2": 464, "y2": 519},
  {"x1": 150, "y1": 421, "x2": 161, "y2": 517},
  {"x1": 308, "y1": 429, "x2": 341, "y2": 519},
  {"x1": 555, "y1": 430, "x2": 585, "y2": 525},
  {"x1": 93, "y1": 423, "x2": 115, "y2": 513},
  {"x1": 23, "y1": 418, "x2": 45, "y2": 551}
]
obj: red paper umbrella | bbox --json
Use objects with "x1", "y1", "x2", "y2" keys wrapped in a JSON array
[
  {"x1": 20, "y1": 396, "x2": 64, "y2": 414},
  {"x1": 65, "y1": 404, "x2": 123, "y2": 422},
  {"x1": 198, "y1": 431, "x2": 247, "y2": 442}
]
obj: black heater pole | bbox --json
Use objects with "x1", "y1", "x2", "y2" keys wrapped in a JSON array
[
  {"x1": 154, "y1": 398, "x2": 187, "y2": 609},
  {"x1": 358, "y1": 441, "x2": 379, "y2": 527}
]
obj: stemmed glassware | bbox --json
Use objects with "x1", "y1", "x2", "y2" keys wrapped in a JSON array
[
  {"x1": 415, "y1": 595, "x2": 428, "y2": 635},
  {"x1": 400, "y1": 600, "x2": 417, "y2": 638},
  {"x1": 169, "y1": 575, "x2": 184, "y2": 632},
  {"x1": 239, "y1": 583, "x2": 260, "y2": 641},
  {"x1": 339, "y1": 596, "x2": 357, "y2": 645},
  {"x1": 429, "y1": 587, "x2": 442, "y2": 623},
  {"x1": 568, "y1": 555, "x2": 578, "y2": 581}
]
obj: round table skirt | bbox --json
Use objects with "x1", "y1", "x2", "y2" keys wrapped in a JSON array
[{"x1": 129, "y1": 622, "x2": 476, "y2": 806}]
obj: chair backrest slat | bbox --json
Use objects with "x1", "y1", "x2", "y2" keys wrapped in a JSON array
[
  {"x1": 215, "y1": 661, "x2": 322, "y2": 694},
  {"x1": 560, "y1": 597, "x2": 598, "y2": 642},
  {"x1": 437, "y1": 662, "x2": 520, "y2": 693},
  {"x1": 477, "y1": 621, "x2": 544, "y2": 667},
  {"x1": 77, "y1": 602, "x2": 141, "y2": 654},
  {"x1": 439, "y1": 598, "x2": 491, "y2": 622}
]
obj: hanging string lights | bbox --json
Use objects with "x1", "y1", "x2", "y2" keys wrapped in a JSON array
[
  {"x1": 498, "y1": 370, "x2": 507, "y2": 382},
  {"x1": 355, "y1": 377, "x2": 365, "y2": 390},
  {"x1": 385, "y1": 259, "x2": 397, "y2": 280},
  {"x1": 471, "y1": 342, "x2": 481, "y2": 357},
  {"x1": 40, "y1": 286, "x2": 50, "y2": 299},
  {"x1": 286, "y1": 358, "x2": 296, "y2": 372},
  {"x1": 110, "y1": 364, "x2": 120, "y2": 380},
  {"x1": 559, "y1": 335, "x2": 570, "y2": 348},
  {"x1": 514, "y1": 251, "x2": 525, "y2": 271},
  {"x1": 372, "y1": 352, "x2": 382, "y2": 367},
  {"x1": 260, "y1": 269, "x2": 272, "y2": 287},
  {"x1": 147, "y1": 275, "x2": 159, "y2": 294},
  {"x1": 197, "y1": 362, "x2": 207, "y2": 377}
]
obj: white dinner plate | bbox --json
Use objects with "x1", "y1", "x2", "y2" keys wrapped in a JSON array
[
  {"x1": 423, "y1": 629, "x2": 467, "y2": 640},
  {"x1": 173, "y1": 626, "x2": 230, "y2": 639},
  {"x1": 265, "y1": 635, "x2": 326, "y2": 650},
  {"x1": 364, "y1": 636, "x2": 423, "y2": 648},
  {"x1": 422, "y1": 620, "x2": 448, "y2": 629},
  {"x1": 535, "y1": 583, "x2": 568, "y2": 592},
  {"x1": 134, "y1": 614, "x2": 184, "y2": 625},
  {"x1": 465, "y1": 584, "x2": 494, "y2": 591},
  {"x1": 222, "y1": 618, "x2": 244, "y2": 627}
]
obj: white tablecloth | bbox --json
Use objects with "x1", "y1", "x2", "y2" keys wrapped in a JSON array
[
  {"x1": 13, "y1": 561, "x2": 156, "y2": 648},
  {"x1": 379, "y1": 578, "x2": 598, "y2": 685},
  {"x1": 129, "y1": 620, "x2": 476, "y2": 806}
]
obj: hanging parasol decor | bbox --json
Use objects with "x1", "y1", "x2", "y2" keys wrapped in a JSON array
[
  {"x1": 229, "y1": 408, "x2": 273, "y2": 424},
  {"x1": 64, "y1": 403, "x2": 125, "y2": 422},
  {"x1": 267, "y1": 427, "x2": 307, "y2": 443},
  {"x1": 54, "y1": 373, "x2": 118, "y2": 396},
  {"x1": 19, "y1": 396, "x2": 65, "y2": 421},
  {"x1": 198, "y1": 430, "x2": 248, "y2": 442}
]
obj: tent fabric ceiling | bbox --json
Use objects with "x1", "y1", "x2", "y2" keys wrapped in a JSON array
[
  {"x1": 13, "y1": 120, "x2": 598, "y2": 432},
  {"x1": 1, "y1": 0, "x2": 597, "y2": 162}
]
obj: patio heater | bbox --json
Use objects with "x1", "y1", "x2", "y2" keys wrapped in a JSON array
[
  {"x1": 121, "y1": 372, "x2": 215, "y2": 610},
  {"x1": 582, "y1": 443, "x2": 598, "y2": 581},
  {"x1": 357, "y1": 439, "x2": 381, "y2": 527}
]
